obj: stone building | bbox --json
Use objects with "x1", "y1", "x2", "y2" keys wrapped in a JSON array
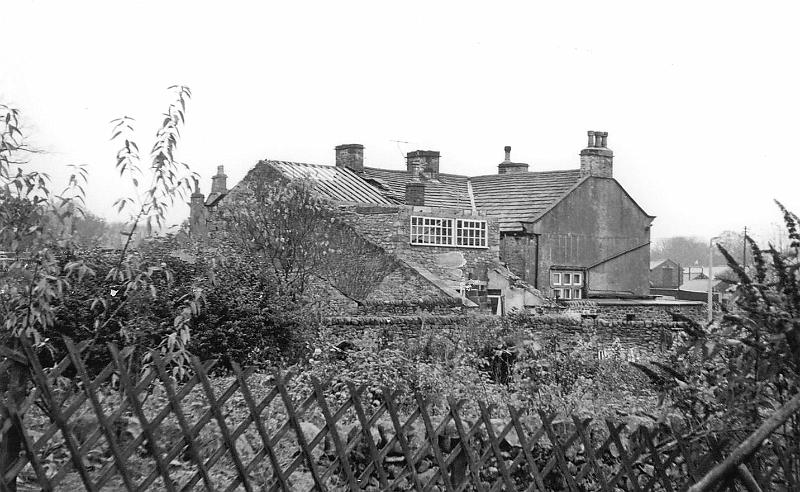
[
  {"x1": 189, "y1": 130, "x2": 653, "y2": 312},
  {"x1": 650, "y1": 259, "x2": 682, "y2": 290}
]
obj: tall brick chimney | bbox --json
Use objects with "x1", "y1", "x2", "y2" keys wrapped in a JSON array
[
  {"x1": 335, "y1": 144, "x2": 364, "y2": 173},
  {"x1": 497, "y1": 146, "x2": 529, "y2": 174},
  {"x1": 580, "y1": 131, "x2": 613, "y2": 178},
  {"x1": 406, "y1": 150, "x2": 440, "y2": 181},
  {"x1": 189, "y1": 179, "x2": 207, "y2": 238},
  {"x1": 211, "y1": 165, "x2": 228, "y2": 194}
]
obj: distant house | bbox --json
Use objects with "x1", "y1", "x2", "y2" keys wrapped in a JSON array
[
  {"x1": 650, "y1": 259, "x2": 682, "y2": 289},
  {"x1": 677, "y1": 278, "x2": 733, "y2": 303},
  {"x1": 683, "y1": 266, "x2": 735, "y2": 283},
  {"x1": 189, "y1": 131, "x2": 654, "y2": 311}
]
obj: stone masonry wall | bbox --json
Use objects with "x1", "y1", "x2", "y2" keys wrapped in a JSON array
[
  {"x1": 323, "y1": 313, "x2": 687, "y2": 358},
  {"x1": 342, "y1": 204, "x2": 501, "y2": 288},
  {"x1": 554, "y1": 301, "x2": 706, "y2": 324}
]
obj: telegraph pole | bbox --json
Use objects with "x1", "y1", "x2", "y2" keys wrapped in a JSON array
[{"x1": 743, "y1": 226, "x2": 747, "y2": 269}]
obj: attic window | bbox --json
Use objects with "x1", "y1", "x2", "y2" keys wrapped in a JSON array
[
  {"x1": 410, "y1": 216, "x2": 453, "y2": 246},
  {"x1": 410, "y1": 216, "x2": 488, "y2": 248},
  {"x1": 456, "y1": 219, "x2": 487, "y2": 247}
]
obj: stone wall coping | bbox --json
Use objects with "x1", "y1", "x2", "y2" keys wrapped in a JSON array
[
  {"x1": 323, "y1": 314, "x2": 690, "y2": 329},
  {"x1": 585, "y1": 299, "x2": 705, "y2": 306}
]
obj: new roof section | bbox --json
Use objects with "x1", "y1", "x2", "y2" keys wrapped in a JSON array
[
  {"x1": 268, "y1": 161, "x2": 395, "y2": 205},
  {"x1": 262, "y1": 161, "x2": 585, "y2": 232}
]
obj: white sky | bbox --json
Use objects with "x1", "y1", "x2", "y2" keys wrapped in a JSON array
[{"x1": 2, "y1": 1, "x2": 799, "y2": 242}]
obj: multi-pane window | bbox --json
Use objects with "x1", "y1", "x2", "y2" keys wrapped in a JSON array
[
  {"x1": 409, "y1": 216, "x2": 488, "y2": 248},
  {"x1": 409, "y1": 216, "x2": 453, "y2": 246},
  {"x1": 551, "y1": 269, "x2": 584, "y2": 299},
  {"x1": 455, "y1": 219, "x2": 487, "y2": 247}
]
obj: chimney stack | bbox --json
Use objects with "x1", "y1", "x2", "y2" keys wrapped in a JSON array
[
  {"x1": 497, "y1": 145, "x2": 529, "y2": 174},
  {"x1": 211, "y1": 165, "x2": 228, "y2": 194},
  {"x1": 406, "y1": 150, "x2": 440, "y2": 181},
  {"x1": 405, "y1": 181, "x2": 425, "y2": 206},
  {"x1": 189, "y1": 178, "x2": 207, "y2": 238},
  {"x1": 579, "y1": 131, "x2": 613, "y2": 178},
  {"x1": 335, "y1": 144, "x2": 364, "y2": 173}
]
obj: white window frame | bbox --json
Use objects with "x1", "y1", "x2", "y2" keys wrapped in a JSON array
[
  {"x1": 410, "y1": 216, "x2": 453, "y2": 246},
  {"x1": 455, "y1": 219, "x2": 488, "y2": 248},
  {"x1": 409, "y1": 215, "x2": 488, "y2": 249},
  {"x1": 551, "y1": 268, "x2": 585, "y2": 300}
]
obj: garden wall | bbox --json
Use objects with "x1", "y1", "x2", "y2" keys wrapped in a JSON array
[{"x1": 323, "y1": 313, "x2": 689, "y2": 358}]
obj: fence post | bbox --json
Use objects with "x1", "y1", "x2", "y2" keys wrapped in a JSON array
[{"x1": 0, "y1": 358, "x2": 27, "y2": 492}]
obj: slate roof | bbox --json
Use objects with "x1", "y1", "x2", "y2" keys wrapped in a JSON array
[
  {"x1": 470, "y1": 170, "x2": 583, "y2": 232},
  {"x1": 361, "y1": 167, "x2": 472, "y2": 209},
  {"x1": 679, "y1": 279, "x2": 725, "y2": 293},
  {"x1": 268, "y1": 161, "x2": 396, "y2": 205},
  {"x1": 361, "y1": 167, "x2": 583, "y2": 231},
  {"x1": 249, "y1": 160, "x2": 587, "y2": 232}
]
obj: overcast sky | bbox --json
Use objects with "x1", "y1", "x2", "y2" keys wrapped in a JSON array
[{"x1": 2, "y1": 1, "x2": 798, "y2": 243}]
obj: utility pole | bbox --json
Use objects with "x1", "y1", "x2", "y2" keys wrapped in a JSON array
[
  {"x1": 708, "y1": 236, "x2": 720, "y2": 323},
  {"x1": 743, "y1": 226, "x2": 747, "y2": 269}
]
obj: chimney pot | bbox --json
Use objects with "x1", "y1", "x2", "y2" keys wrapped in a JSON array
[
  {"x1": 497, "y1": 145, "x2": 529, "y2": 174},
  {"x1": 580, "y1": 130, "x2": 613, "y2": 178}
]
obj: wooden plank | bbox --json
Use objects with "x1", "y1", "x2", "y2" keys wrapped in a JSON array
[
  {"x1": 571, "y1": 415, "x2": 610, "y2": 492},
  {"x1": 415, "y1": 394, "x2": 455, "y2": 492},
  {"x1": 605, "y1": 419, "x2": 643, "y2": 492},
  {"x1": 274, "y1": 371, "x2": 326, "y2": 491},
  {"x1": 382, "y1": 386, "x2": 424, "y2": 491},
  {"x1": 19, "y1": 336, "x2": 98, "y2": 492},
  {"x1": 317, "y1": 388, "x2": 360, "y2": 482},
  {"x1": 107, "y1": 344, "x2": 176, "y2": 492},
  {"x1": 190, "y1": 355, "x2": 254, "y2": 492},
  {"x1": 229, "y1": 364, "x2": 291, "y2": 491},
  {"x1": 65, "y1": 338, "x2": 138, "y2": 491},
  {"x1": 148, "y1": 349, "x2": 216, "y2": 492},
  {"x1": 478, "y1": 401, "x2": 516, "y2": 490},
  {"x1": 10, "y1": 410, "x2": 51, "y2": 491},
  {"x1": 688, "y1": 391, "x2": 800, "y2": 492},
  {"x1": 94, "y1": 361, "x2": 215, "y2": 490},
  {"x1": 381, "y1": 405, "x2": 423, "y2": 491},
  {"x1": 447, "y1": 396, "x2": 486, "y2": 492},
  {"x1": 573, "y1": 422, "x2": 618, "y2": 486},
  {"x1": 347, "y1": 381, "x2": 390, "y2": 489},
  {"x1": 41, "y1": 347, "x2": 138, "y2": 486},
  {"x1": 139, "y1": 362, "x2": 244, "y2": 491},
  {"x1": 419, "y1": 410, "x2": 461, "y2": 492},
  {"x1": 539, "y1": 412, "x2": 579, "y2": 492},
  {"x1": 264, "y1": 388, "x2": 326, "y2": 492},
  {"x1": 31, "y1": 360, "x2": 117, "y2": 453},
  {"x1": 311, "y1": 377, "x2": 359, "y2": 490},
  {"x1": 507, "y1": 406, "x2": 546, "y2": 492}
]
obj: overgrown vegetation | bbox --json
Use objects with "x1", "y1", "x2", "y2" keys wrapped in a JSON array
[{"x1": 3, "y1": 84, "x2": 800, "y2": 489}]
